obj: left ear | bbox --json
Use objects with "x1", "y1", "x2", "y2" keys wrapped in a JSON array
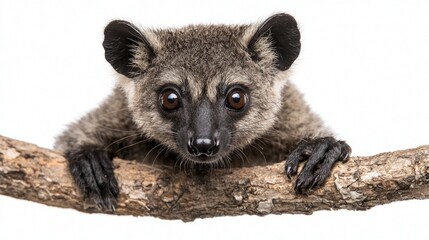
[
  {"x1": 103, "y1": 20, "x2": 155, "y2": 78},
  {"x1": 248, "y1": 13, "x2": 301, "y2": 71}
]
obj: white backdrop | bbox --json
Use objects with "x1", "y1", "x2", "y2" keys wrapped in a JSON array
[{"x1": 1, "y1": 0, "x2": 428, "y2": 239}]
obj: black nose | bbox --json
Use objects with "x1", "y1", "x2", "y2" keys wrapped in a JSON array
[{"x1": 187, "y1": 137, "x2": 220, "y2": 156}]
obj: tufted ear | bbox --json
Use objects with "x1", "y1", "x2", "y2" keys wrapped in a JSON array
[
  {"x1": 103, "y1": 20, "x2": 155, "y2": 78},
  {"x1": 248, "y1": 13, "x2": 301, "y2": 71}
]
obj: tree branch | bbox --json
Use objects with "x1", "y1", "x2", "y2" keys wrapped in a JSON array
[{"x1": 0, "y1": 135, "x2": 428, "y2": 222}]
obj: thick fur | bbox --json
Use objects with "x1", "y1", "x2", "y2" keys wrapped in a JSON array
[{"x1": 55, "y1": 14, "x2": 351, "y2": 210}]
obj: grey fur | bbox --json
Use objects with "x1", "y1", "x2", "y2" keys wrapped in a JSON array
[
  {"x1": 56, "y1": 20, "x2": 328, "y2": 164},
  {"x1": 55, "y1": 14, "x2": 350, "y2": 208}
]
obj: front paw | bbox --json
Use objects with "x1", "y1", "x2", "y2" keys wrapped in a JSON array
[
  {"x1": 66, "y1": 146, "x2": 119, "y2": 211},
  {"x1": 285, "y1": 137, "x2": 351, "y2": 193}
]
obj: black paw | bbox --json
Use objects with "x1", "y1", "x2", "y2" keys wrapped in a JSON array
[
  {"x1": 66, "y1": 146, "x2": 119, "y2": 211},
  {"x1": 285, "y1": 137, "x2": 351, "y2": 193}
]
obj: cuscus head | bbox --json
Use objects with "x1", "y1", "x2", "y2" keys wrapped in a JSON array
[{"x1": 102, "y1": 13, "x2": 301, "y2": 165}]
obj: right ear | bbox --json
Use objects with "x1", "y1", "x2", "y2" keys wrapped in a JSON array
[
  {"x1": 247, "y1": 13, "x2": 301, "y2": 71},
  {"x1": 103, "y1": 20, "x2": 155, "y2": 78}
]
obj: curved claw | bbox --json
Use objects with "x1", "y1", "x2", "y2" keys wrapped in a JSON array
[
  {"x1": 294, "y1": 173, "x2": 313, "y2": 193},
  {"x1": 285, "y1": 140, "x2": 314, "y2": 179},
  {"x1": 285, "y1": 137, "x2": 352, "y2": 193},
  {"x1": 310, "y1": 174, "x2": 325, "y2": 189},
  {"x1": 339, "y1": 141, "x2": 352, "y2": 162},
  {"x1": 286, "y1": 166, "x2": 296, "y2": 179},
  {"x1": 66, "y1": 146, "x2": 119, "y2": 212}
]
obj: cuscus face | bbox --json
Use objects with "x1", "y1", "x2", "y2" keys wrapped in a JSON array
[{"x1": 102, "y1": 14, "x2": 301, "y2": 165}]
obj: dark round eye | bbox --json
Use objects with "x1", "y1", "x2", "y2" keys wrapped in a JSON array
[
  {"x1": 226, "y1": 88, "x2": 247, "y2": 110},
  {"x1": 160, "y1": 89, "x2": 181, "y2": 111}
]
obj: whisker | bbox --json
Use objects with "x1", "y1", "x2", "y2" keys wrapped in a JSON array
[
  {"x1": 224, "y1": 155, "x2": 232, "y2": 169},
  {"x1": 252, "y1": 141, "x2": 264, "y2": 151},
  {"x1": 142, "y1": 143, "x2": 164, "y2": 163},
  {"x1": 229, "y1": 144, "x2": 249, "y2": 166},
  {"x1": 250, "y1": 143, "x2": 267, "y2": 165},
  {"x1": 232, "y1": 129, "x2": 280, "y2": 136},
  {"x1": 115, "y1": 138, "x2": 151, "y2": 154},
  {"x1": 151, "y1": 146, "x2": 167, "y2": 166},
  {"x1": 99, "y1": 125, "x2": 142, "y2": 134},
  {"x1": 104, "y1": 133, "x2": 143, "y2": 150}
]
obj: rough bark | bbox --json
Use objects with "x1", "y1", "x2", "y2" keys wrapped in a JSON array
[{"x1": 0, "y1": 135, "x2": 428, "y2": 222}]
